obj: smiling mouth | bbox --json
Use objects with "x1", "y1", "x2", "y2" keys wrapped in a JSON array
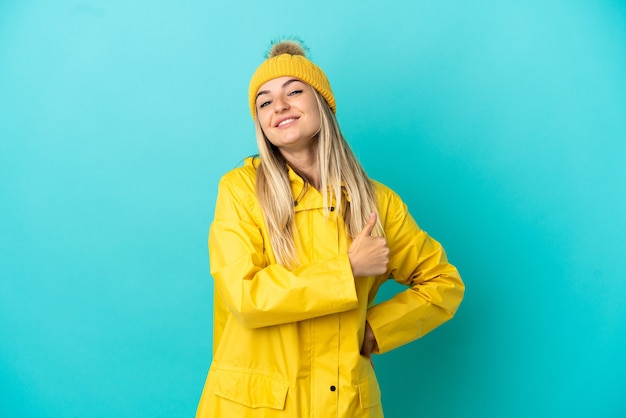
[{"x1": 277, "y1": 117, "x2": 298, "y2": 127}]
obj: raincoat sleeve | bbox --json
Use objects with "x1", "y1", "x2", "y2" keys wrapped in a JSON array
[
  {"x1": 208, "y1": 171, "x2": 359, "y2": 329},
  {"x1": 365, "y1": 186, "x2": 465, "y2": 354}
]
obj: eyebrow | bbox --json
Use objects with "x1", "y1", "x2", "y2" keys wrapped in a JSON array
[{"x1": 256, "y1": 78, "x2": 302, "y2": 99}]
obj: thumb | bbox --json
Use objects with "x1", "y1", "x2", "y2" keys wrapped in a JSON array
[{"x1": 358, "y1": 213, "x2": 377, "y2": 238}]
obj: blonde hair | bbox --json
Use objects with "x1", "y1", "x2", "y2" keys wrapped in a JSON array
[{"x1": 254, "y1": 89, "x2": 383, "y2": 268}]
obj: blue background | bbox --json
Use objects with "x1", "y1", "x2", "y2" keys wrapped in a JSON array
[{"x1": 1, "y1": 1, "x2": 625, "y2": 417}]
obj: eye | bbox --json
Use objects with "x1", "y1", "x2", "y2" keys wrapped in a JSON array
[
  {"x1": 258, "y1": 100, "x2": 271, "y2": 109},
  {"x1": 288, "y1": 89, "x2": 303, "y2": 96}
]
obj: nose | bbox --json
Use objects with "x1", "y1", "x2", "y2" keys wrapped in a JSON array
[{"x1": 273, "y1": 96, "x2": 289, "y2": 112}]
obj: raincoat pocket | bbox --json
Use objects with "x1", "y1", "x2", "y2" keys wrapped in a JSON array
[
  {"x1": 357, "y1": 375, "x2": 381, "y2": 409},
  {"x1": 213, "y1": 367, "x2": 290, "y2": 410}
]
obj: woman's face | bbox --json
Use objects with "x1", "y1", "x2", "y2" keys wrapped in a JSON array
[{"x1": 255, "y1": 77, "x2": 321, "y2": 154}]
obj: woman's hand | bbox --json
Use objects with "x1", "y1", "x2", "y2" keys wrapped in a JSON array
[
  {"x1": 348, "y1": 213, "x2": 389, "y2": 277},
  {"x1": 360, "y1": 321, "x2": 378, "y2": 366}
]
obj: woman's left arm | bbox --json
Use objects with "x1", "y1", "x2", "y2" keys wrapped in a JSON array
[{"x1": 365, "y1": 187, "x2": 465, "y2": 354}]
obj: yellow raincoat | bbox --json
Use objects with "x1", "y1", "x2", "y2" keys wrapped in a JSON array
[{"x1": 197, "y1": 158, "x2": 464, "y2": 417}]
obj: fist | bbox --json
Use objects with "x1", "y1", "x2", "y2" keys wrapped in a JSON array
[{"x1": 348, "y1": 213, "x2": 389, "y2": 277}]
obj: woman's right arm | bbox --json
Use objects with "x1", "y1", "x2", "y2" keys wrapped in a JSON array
[{"x1": 209, "y1": 173, "x2": 360, "y2": 329}]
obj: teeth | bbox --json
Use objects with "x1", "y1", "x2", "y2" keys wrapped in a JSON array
[{"x1": 278, "y1": 118, "x2": 296, "y2": 127}]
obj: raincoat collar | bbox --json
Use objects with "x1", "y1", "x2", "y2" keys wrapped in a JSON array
[{"x1": 245, "y1": 156, "x2": 350, "y2": 213}]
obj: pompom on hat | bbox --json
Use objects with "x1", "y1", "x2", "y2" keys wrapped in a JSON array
[{"x1": 248, "y1": 39, "x2": 336, "y2": 119}]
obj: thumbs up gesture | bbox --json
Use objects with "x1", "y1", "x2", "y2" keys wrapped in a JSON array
[{"x1": 348, "y1": 213, "x2": 389, "y2": 277}]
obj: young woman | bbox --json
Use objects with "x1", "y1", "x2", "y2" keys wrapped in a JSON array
[{"x1": 196, "y1": 39, "x2": 464, "y2": 418}]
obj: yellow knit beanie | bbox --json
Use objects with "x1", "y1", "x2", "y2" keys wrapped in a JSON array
[{"x1": 248, "y1": 40, "x2": 336, "y2": 119}]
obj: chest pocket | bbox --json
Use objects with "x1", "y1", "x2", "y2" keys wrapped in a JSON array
[
  {"x1": 294, "y1": 193, "x2": 348, "y2": 264},
  {"x1": 213, "y1": 367, "x2": 289, "y2": 410}
]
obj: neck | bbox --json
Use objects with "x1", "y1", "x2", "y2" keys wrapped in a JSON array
[{"x1": 280, "y1": 148, "x2": 320, "y2": 189}]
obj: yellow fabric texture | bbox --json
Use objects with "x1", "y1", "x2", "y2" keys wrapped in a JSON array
[
  {"x1": 197, "y1": 157, "x2": 464, "y2": 418},
  {"x1": 248, "y1": 53, "x2": 336, "y2": 119}
]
